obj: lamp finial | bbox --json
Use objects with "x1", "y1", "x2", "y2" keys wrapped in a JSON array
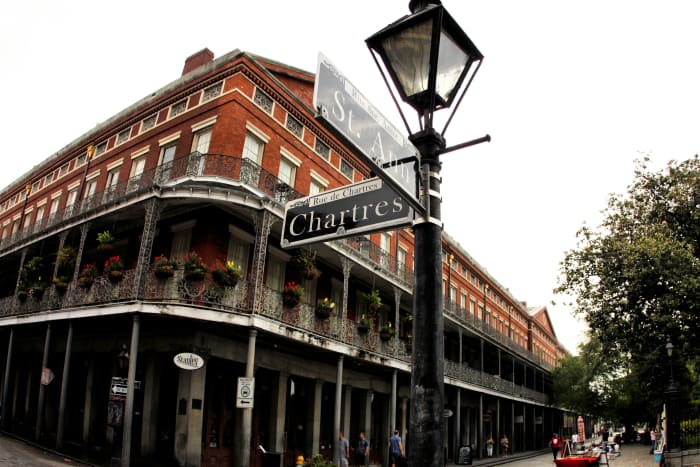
[{"x1": 409, "y1": 0, "x2": 441, "y2": 13}]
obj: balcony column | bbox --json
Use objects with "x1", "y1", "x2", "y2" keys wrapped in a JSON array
[
  {"x1": 454, "y1": 389, "x2": 461, "y2": 456},
  {"x1": 478, "y1": 394, "x2": 483, "y2": 459},
  {"x1": 81, "y1": 355, "x2": 95, "y2": 446},
  {"x1": 121, "y1": 315, "x2": 141, "y2": 466},
  {"x1": 56, "y1": 320, "x2": 74, "y2": 449},
  {"x1": 1, "y1": 328, "x2": 14, "y2": 430},
  {"x1": 71, "y1": 222, "x2": 91, "y2": 285},
  {"x1": 251, "y1": 210, "x2": 275, "y2": 313},
  {"x1": 342, "y1": 385, "x2": 352, "y2": 439},
  {"x1": 496, "y1": 399, "x2": 500, "y2": 455},
  {"x1": 52, "y1": 232, "x2": 68, "y2": 280},
  {"x1": 240, "y1": 329, "x2": 257, "y2": 467},
  {"x1": 393, "y1": 287, "x2": 402, "y2": 356},
  {"x1": 13, "y1": 248, "x2": 27, "y2": 298},
  {"x1": 35, "y1": 323, "x2": 51, "y2": 441},
  {"x1": 390, "y1": 369, "x2": 398, "y2": 436},
  {"x1": 133, "y1": 199, "x2": 162, "y2": 299},
  {"x1": 310, "y1": 379, "x2": 323, "y2": 456},
  {"x1": 340, "y1": 257, "x2": 353, "y2": 341},
  {"x1": 333, "y1": 355, "x2": 344, "y2": 466}
]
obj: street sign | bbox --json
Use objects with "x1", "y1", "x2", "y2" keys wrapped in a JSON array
[
  {"x1": 111, "y1": 377, "x2": 128, "y2": 398},
  {"x1": 281, "y1": 177, "x2": 413, "y2": 248},
  {"x1": 236, "y1": 377, "x2": 255, "y2": 408},
  {"x1": 314, "y1": 53, "x2": 423, "y2": 214}
]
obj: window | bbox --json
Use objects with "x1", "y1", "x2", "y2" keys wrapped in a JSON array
[
  {"x1": 266, "y1": 255, "x2": 285, "y2": 293},
  {"x1": 83, "y1": 179, "x2": 98, "y2": 210},
  {"x1": 253, "y1": 88, "x2": 273, "y2": 113},
  {"x1": 22, "y1": 214, "x2": 31, "y2": 232},
  {"x1": 116, "y1": 128, "x2": 131, "y2": 145},
  {"x1": 76, "y1": 153, "x2": 87, "y2": 167},
  {"x1": 227, "y1": 226, "x2": 253, "y2": 280},
  {"x1": 104, "y1": 168, "x2": 120, "y2": 202},
  {"x1": 340, "y1": 158, "x2": 354, "y2": 179},
  {"x1": 192, "y1": 127, "x2": 212, "y2": 175},
  {"x1": 95, "y1": 142, "x2": 107, "y2": 157},
  {"x1": 45, "y1": 173, "x2": 54, "y2": 185},
  {"x1": 314, "y1": 139, "x2": 330, "y2": 160},
  {"x1": 380, "y1": 232, "x2": 391, "y2": 268},
  {"x1": 202, "y1": 82, "x2": 222, "y2": 101},
  {"x1": 141, "y1": 115, "x2": 157, "y2": 132},
  {"x1": 285, "y1": 115, "x2": 303, "y2": 138},
  {"x1": 59, "y1": 163, "x2": 69, "y2": 177},
  {"x1": 309, "y1": 179, "x2": 325, "y2": 196},
  {"x1": 242, "y1": 132, "x2": 264, "y2": 163},
  {"x1": 31, "y1": 181, "x2": 42, "y2": 194},
  {"x1": 65, "y1": 189, "x2": 79, "y2": 215},
  {"x1": 450, "y1": 285, "x2": 458, "y2": 306},
  {"x1": 460, "y1": 292, "x2": 467, "y2": 310},
  {"x1": 157, "y1": 143, "x2": 177, "y2": 183},
  {"x1": 397, "y1": 247, "x2": 408, "y2": 277},
  {"x1": 170, "y1": 99, "x2": 187, "y2": 118},
  {"x1": 49, "y1": 197, "x2": 61, "y2": 220},
  {"x1": 11, "y1": 219, "x2": 20, "y2": 237},
  {"x1": 169, "y1": 220, "x2": 195, "y2": 263},
  {"x1": 128, "y1": 156, "x2": 147, "y2": 192},
  {"x1": 278, "y1": 156, "x2": 297, "y2": 186},
  {"x1": 35, "y1": 205, "x2": 45, "y2": 227}
]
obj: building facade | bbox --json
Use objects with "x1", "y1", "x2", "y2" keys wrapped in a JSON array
[{"x1": 0, "y1": 48, "x2": 569, "y2": 466}]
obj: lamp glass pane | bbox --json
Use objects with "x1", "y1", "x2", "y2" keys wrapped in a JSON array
[
  {"x1": 380, "y1": 18, "x2": 433, "y2": 99},
  {"x1": 436, "y1": 30, "x2": 470, "y2": 103}
]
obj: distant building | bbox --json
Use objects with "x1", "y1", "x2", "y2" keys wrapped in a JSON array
[{"x1": 0, "y1": 48, "x2": 569, "y2": 466}]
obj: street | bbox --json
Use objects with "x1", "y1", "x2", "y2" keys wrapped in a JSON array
[{"x1": 0, "y1": 434, "x2": 91, "y2": 466}]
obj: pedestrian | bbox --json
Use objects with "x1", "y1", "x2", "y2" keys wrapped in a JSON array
[
  {"x1": 356, "y1": 431, "x2": 369, "y2": 467},
  {"x1": 549, "y1": 432, "x2": 561, "y2": 460},
  {"x1": 571, "y1": 432, "x2": 579, "y2": 451},
  {"x1": 500, "y1": 434, "x2": 509, "y2": 456},
  {"x1": 338, "y1": 432, "x2": 349, "y2": 467},
  {"x1": 649, "y1": 429, "x2": 657, "y2": 455},
  {"x1": 389, "y1": 430, "x2": 404, "y2": 467},
  {"x1": 485, "y1": 434, "x2": 494, "y2": 457}
]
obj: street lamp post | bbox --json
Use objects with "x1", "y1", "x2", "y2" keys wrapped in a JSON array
[
  {"x1": 367, "y1": 2, "x2": 487, "y2": 466},
  {"x1": 665, "y1": 340, "x2": 681, "y2": 452}
]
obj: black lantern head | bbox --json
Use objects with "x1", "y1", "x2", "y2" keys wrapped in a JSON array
[{"x1": 366, "y1": 2, "x2": 483, "y2": 116}]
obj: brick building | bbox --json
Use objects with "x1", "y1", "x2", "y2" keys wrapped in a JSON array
[{"x1": 0, "y1": 48, "x2": 569, "y2": 466}]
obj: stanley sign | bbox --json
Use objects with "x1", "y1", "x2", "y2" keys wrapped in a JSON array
[{"x1": 281, "y1": 178, "x2": 413, "y2": 248}]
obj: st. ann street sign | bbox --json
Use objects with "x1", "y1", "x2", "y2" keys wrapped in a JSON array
[
  {"x1": 281, "y1": 178, "x2": 413, "y2": 248},
  {"x1": 314, "y1": 53, "x2": 423, "y2": 214}
]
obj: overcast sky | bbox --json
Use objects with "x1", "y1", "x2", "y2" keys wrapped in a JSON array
[{"x1": 3, "y1": 1, "x2": 700, "y2": 354}]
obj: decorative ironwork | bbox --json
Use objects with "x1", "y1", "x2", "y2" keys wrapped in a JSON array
[
  {"x1": 250, "y1": 210, "x2": 275, "y2": 314},
  {"x1": 132, "y1": 199, "x2": 161, "y2": 300}
]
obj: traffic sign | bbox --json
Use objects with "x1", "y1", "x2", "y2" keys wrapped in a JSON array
[
  {"x1": 236, "y1": 377, "x2": 255, "y2": 408},
  {"x1": 281, "y1": 177, "x2": 413, "y2": 248},
  {"x1": 314, "y1": 54, "x2": 423, "y2": 214}
]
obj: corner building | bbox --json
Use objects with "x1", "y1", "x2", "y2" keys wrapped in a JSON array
[{"x1": 0, "y1": 49, "x2": 569, "y2": 466}]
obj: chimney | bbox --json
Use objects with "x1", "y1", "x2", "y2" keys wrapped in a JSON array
[{"x1": 182, "y1": 48, "x2": 214, "y2": 76}]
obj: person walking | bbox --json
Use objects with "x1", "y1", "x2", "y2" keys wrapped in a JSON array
[
  {"x1": 549, "y1": 432, "x2": 561, "y2": 460},
  {"x1": 338, "y1": 432, "x2": 349, "y2": 467},
  {"x1": 500, "y1": 434, "x2": 509, "y2": 456},
  {"x1": 356, "y1": 431, "x2": 369, "y2": 467},
  {"x1": 389, "y1": 430, "x2": 404, "y2": 467}
]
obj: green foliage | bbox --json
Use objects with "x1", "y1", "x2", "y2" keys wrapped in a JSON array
[
  {"x1": 307, "y1": 454, "x2": 334, "y2": 467},
  {"x1": 556, "y1": 156, "x2": 700, "y2": 419}
]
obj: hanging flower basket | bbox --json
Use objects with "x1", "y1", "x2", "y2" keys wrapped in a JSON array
[
  {"x1": 379, "y1": 323, "x2": 395, "y2": 342},
  {"x1": 363, "y1": 289, "x2": 382, "y2": 313},
  {"x1": 282, "y1": 281, "x2": 303, "y2": 308},
  {"x1": 357, "y1": 315, "x2": 372, "y2": 334},
  {"x1": 183, "y1": 252, "x2": 207, "y2": 282},
  {"x1": 108, "y1": 270, "x2": 124, "y2": 283},
  {"x1": 77, "y1": 277, "x2": 94, "y2": 289},
  {"x1": 78, "y1": 263, "x2": 98, "y2": 289},
  {"x1": 212, "y1": 260, "x2": 241, "y2": 287},
  {"x1": 97, "y1": 230, "x2": 116, "y2": 252},
  {"x1": 53, "y1": 279, "x2": 69, "y2": 294},
  {"x1": 17, "y1": 290, "x2": 28, "y2": 302},
  {"x1": 152, "y1": 254, "x2": 175, "y2": 279},
  {"x1": 292, "y1": 249, "x2": 321, "y2": 280},
  {"x1": 315, "y1": 298, "x2": 335, "y2": 319},
  {"x1": 30, "y1": 286, "x2": 45, "y2": 299}
]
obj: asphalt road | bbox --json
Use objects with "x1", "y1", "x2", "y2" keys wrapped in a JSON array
[{"x1": 0, "y1": 434, "x2": 89, "y2": 466}]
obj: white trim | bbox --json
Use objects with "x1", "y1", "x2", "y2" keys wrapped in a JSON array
[
  {"x1": 107, "y1": 159, "x2": 124, "y2": 171},
  {"x1": 245, "y1": 122, "x2": 270, "y2": 143},
  {"x1": 158, "y1": 132, "x2": 182, "y2": 146},
  {"x1": 86, "y1": 170, "x2": 100, "y2": 181},
  {"x1": 310, "y1": 171, "x2": 329, "y2": 187},
  {"x1": 280, "y1": 147, "x2": 302, "y2": 166},
  {"x1": 67, "y1": 180, "x2": 81, "y2": 190},
  {"x1": 131, "y1": 146, "x2": 150, "y2": 159},
  {"x1": 36, "y1": 198, "x2": 48, "y2": 207},
  {"x1": 191, "y1": 116, "x2": 218, "y2": 132},
  {"x1": 51, "y1": 191, "x2": 62, "y2": 200}
]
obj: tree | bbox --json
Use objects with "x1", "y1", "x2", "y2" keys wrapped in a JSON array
[{"x1": 556, "y1": 156, "x2": 700, "y2": 414}]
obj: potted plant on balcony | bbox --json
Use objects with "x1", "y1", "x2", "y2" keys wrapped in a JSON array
[
  {"x1": 152, "y1": 254, "x2": 176, "y2": 279},
  {"x1": 77, "y1": 263, "x2": 98, "y2": 289},
  {"x1": 405, "y1": 333, "x2": 413, "y2": 353},
  {"x1": 291, "y1": 249, "x2": 320, "y2": 280},
  {"x1": 315, "y1": 297, "x2": 335, "y2": 319},
  {"x1": 363, "y1": 289, "x2": 382, "y2": 313},
  {"x1": 212, "y1": 259, "x2": 242, "y2": 287},
  {"x1": 104, "y1": 255, "x2": 125, "y2": 283},
  {"x1": 379, "y1": 322, "x2": 395, "y2": 341},
  {"x1": 52, "y1": 276, "x2": 70, "y2": 294},
  {"x1": 183, "y1": 251, "x2": 207, "y2": 281},
  {"x1": 20, "y1": 256, "x2": 45, "y2": 300},
  {"x1": 96, "y1": 230, "x2": 116, "y2": 252},
  {"x1": 282, "y1": 281, "x2": 303, "y2": 308},
  {"x1": 357, "y1": 314, "x2": 372, "y2": 334}
]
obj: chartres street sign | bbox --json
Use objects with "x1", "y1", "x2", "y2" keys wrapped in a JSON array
[
  {"x1": 314, "y1": 53, "x2": 423, "y2": 214},
  {"x1": 281, "y1": 177, "x2": 413, "y2": 248}
]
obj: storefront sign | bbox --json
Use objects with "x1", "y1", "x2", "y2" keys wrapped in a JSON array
[
  {"x1": 173, "y1": 352, "x2": 205, "y2": 370},
  {"x1": 237, "y1": 377, "x2": 255, "y2": 408}
]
